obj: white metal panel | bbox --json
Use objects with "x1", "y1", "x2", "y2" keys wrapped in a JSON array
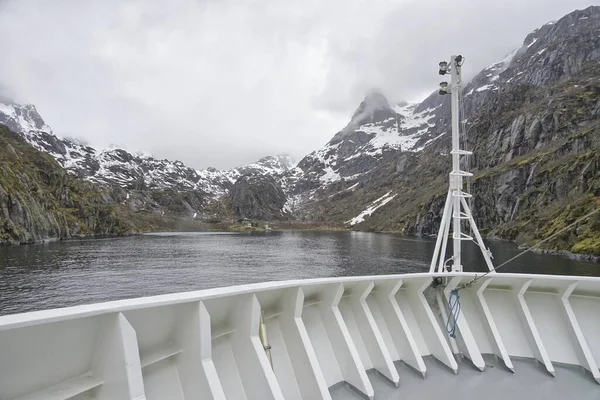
[
  {"x1": 14, "y1": 375, "x2": 102, "y2": 400},
  {"x1": 319, "y1": 283, "x2": 374, "y2": 398},
  {"x1": 456, "y1": 289, "x2": 493, "y2": 355},
  {"x1": 485, "y1": 288, "x2": 533, "y2": 359},
  {"x1": 366, "y1": 292, "x2": 399, "y2": 361},
  {"x1": 277, "y1": 287, "x2": 331, "y2": 400},
  {"x1": 404, "y1": 278, "x2": 457, "y2": 373},
  {"x1": 142, "y1": 360, "x2": 184, "y2": 400},
  {"x1": 559, "y1": 284, "x2": 600, "y2": 383},
  {"x1": 176, "y1": 302, "x2": 226, "y2": 399},
  {"x1": 570, "y1": 294, "x2": 600, "y2": 381},
  {"x1": 0, "y1": 316, "x2": 104, "y2": 400},
  {"x1": 212, "y1": 336, "x2": 247, "y2": 400},
  {"x1": 302, "y1": 300, "x2": 343, "y2": 386},
  {"x1": 444, "y1": 277, "x2": 485, "y2": 371},
  {"x1": 230, "y1": 295, "x2": 285, "y2": 400},
  {"x1": 394, "y1": 289, "x2": 429, "y2": 356},
  {"x1": 122, "y1": 306, "x2": 183, "y2": 398},
  {"x1": 525, "y1": 291, "x2": 579, "y2": 365},
  {"x1": 349, "y1": 281, "x2": 399, "y2": 385},
  {"x1": 514, "y1": 280, "x2": 555, "y2": 376},
  {"x1": 338, "y1": 295, "x2": 373, "y2": 369},
  {"x1": 266, "y1": 318, "x2": 303, "y2": 400},
  {"x1": 372, "y1": 280, "x2": 426, "y2": 376},
  {"x1": 91, "y1": 313, "x2": 145, "y2": 400},
  {"x1": 475, "y1": 279, "x2": 514, "y2": 372}
]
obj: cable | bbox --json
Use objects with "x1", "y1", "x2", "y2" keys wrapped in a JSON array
[
  {"x1": 445, "y1": 289, "x2": 461, "y2": 338},
  {"x1": 458, "y1": 205, "x2": 600, "y2": 290}
]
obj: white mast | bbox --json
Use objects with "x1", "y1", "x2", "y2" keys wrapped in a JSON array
[{"x1": 429, "y1": 55, "x2": 495, "y2": 274}]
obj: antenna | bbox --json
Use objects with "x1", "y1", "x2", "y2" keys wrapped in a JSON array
[{"x1": 429, "y1": 55, "x2": 495, "y2": 274}]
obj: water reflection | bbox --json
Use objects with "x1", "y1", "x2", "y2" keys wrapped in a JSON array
[{"x1": 0, "y1": 231, "x2": 597, "y2": 315}]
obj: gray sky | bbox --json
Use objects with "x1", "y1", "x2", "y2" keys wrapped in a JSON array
[{"x1": 0, "y1": 0, "x2": 596, "y2": 169}]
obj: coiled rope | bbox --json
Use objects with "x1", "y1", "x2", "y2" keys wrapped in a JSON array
[{"x1": 445, "y1": 289, "x2": 461, "y2": 338}]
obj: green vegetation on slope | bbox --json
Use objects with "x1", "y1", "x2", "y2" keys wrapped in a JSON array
[
  {"x1": 0, "y1": 125, "x2": 141, "y2": 244},
  {"x1": 301, "y1": 62, "x2": 600, "y2": 257}
]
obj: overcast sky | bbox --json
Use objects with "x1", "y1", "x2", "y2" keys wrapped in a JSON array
[{"x1": 0, "y1": 0, "x2": 596, "y2": 169}]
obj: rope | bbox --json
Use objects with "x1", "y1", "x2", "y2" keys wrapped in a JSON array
[
  {"x1": 457, "y1": 205, "x2": 600, "y2": 290},
  {"x1": 445, "y1": 289, "x2": 461, "y2": 338}
]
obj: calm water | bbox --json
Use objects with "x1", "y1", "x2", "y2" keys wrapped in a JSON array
[{"x1": 0, "y1": 231, "x2": 598, "y2": 315}]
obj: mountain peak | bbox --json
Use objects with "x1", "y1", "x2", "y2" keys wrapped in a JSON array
[
  {"x1": 351, "y1": 91, "x2": 390, "y2": 120},
  {"x1": 362, "y1": 91, "x2": 389, "y2": 107},
  {"x1": 0, "y1": 101, "x2": 52, "y2": 134},
  {"x1": 343, "y1": 91, "x2": 393, "y2": 130}
]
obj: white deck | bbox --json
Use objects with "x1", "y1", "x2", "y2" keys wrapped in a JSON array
[
  {"x1": 0, "y1": 272, "x2": 599, "y2": 399},
  {"x1": 331, "y1": 356, "x2": 598, "y2": 400}
]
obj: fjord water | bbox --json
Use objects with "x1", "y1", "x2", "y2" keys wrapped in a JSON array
[{"x1": 0, "y1": 231, "x2": 597, "y2": 315}]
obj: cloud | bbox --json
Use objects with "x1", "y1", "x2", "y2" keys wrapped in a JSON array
[{"x1": 0, "y1": 0, "x2": 595, "y2": 168}]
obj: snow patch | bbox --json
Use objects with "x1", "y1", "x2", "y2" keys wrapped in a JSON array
[
  {"x1": 475, "y1": 84, "x2": 496, "y2": 92},
  {"x1": 346, "y1": 191, "x2": 396, "y2": 226},
  {"x1": 394, "y1": 104, "x2": 436, "y2": 130},
  {"x1": 414, "y1": 132, "x2": 447, "y2": 152},
  {"x1": 328, "y1": 182, "x2": 360, "y2": 199},
  {"x1": 527, "y1": 37, "x2": 539, "y2": 48},
  {"x1": 320, "y1": 166, "x2": 340, "y2": 183}
]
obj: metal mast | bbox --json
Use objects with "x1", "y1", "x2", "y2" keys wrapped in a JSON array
[{"x1": 429, "y1": 55, "x2": 495, "y2": 274}]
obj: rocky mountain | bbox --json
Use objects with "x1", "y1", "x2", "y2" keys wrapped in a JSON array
[
  {"x1": 0, "y1": 101, "x2": 294, "y2": 198},
  {"x1": 282, "y1": 6, "x2": 600, "y2": 256},
  {"x1": 229, "y1": 175, "x2": 289, "y2": 221},
  {"x1": 1, "y1": 6, "x2": 599, "y2": 255},
  {"x1": 0, "y1": 124, "x2": 137, "y2": 244}
]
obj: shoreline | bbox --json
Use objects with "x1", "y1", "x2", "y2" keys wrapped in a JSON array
[
  {"x1": 524, "y1": 247, "x2": 600, "y2": 263},
  {"x1": 2, "y1": 226, "x2": 598, "y2": 264}
]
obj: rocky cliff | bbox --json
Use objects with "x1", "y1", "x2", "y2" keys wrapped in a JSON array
[
  {"x1": 282, "y1": 6, "x2": 600, "y2": 256},
  {"x1": 229, "y1": 175, "x2": 289, "y2": 221},
  {"x1": 0, "y1": 125, "x2": 137, "y2": 244},
  {"x1": 0, "y1": 122, "x2": 243, "y2": 244}
]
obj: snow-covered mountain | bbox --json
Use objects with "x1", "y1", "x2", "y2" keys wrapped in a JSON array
[
  {"x1": 287, "y1": 6, "x2": 600, "y2": 205},
  {"x1": 1, "y1": 5, "x2": 599, "y2": 247},
  {"x1": 278, "y1": 89, "x2": 450, "y2": 212},
  {"x1": 294, "y1": 92, "x2": 443, "y2": 185},
  {"x1": 0, "y1": 103, "x2": 51, "y2": 133},
  {"x1": 282, "y1": 5, "x2": 600, "y2": 231},
  {"x1": 0, "y1": 101, "x2": 295, "y2": 198}
]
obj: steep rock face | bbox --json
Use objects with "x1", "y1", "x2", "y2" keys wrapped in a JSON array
[
  {"x1": 284, "y1": 90, "x2": 445, "y2": 213},
  {"x1": 0, "y1": 125, "x2": 137, "y2": 244},
  {"x1": 405, "y1": 64, "x2": 600, "y2": 251},
  {"x1": 0, "y1": 123, "x2": 237, "y2": 243},
  {"x1": 229, "y1": 175, "x2": 288, "y2": 220},
  {"x1": 287, "y1": 6, "x2": 600, "y2": 255},
  {"x1": 0, "y1": 103, "x2": 50, "y2": 134}
]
